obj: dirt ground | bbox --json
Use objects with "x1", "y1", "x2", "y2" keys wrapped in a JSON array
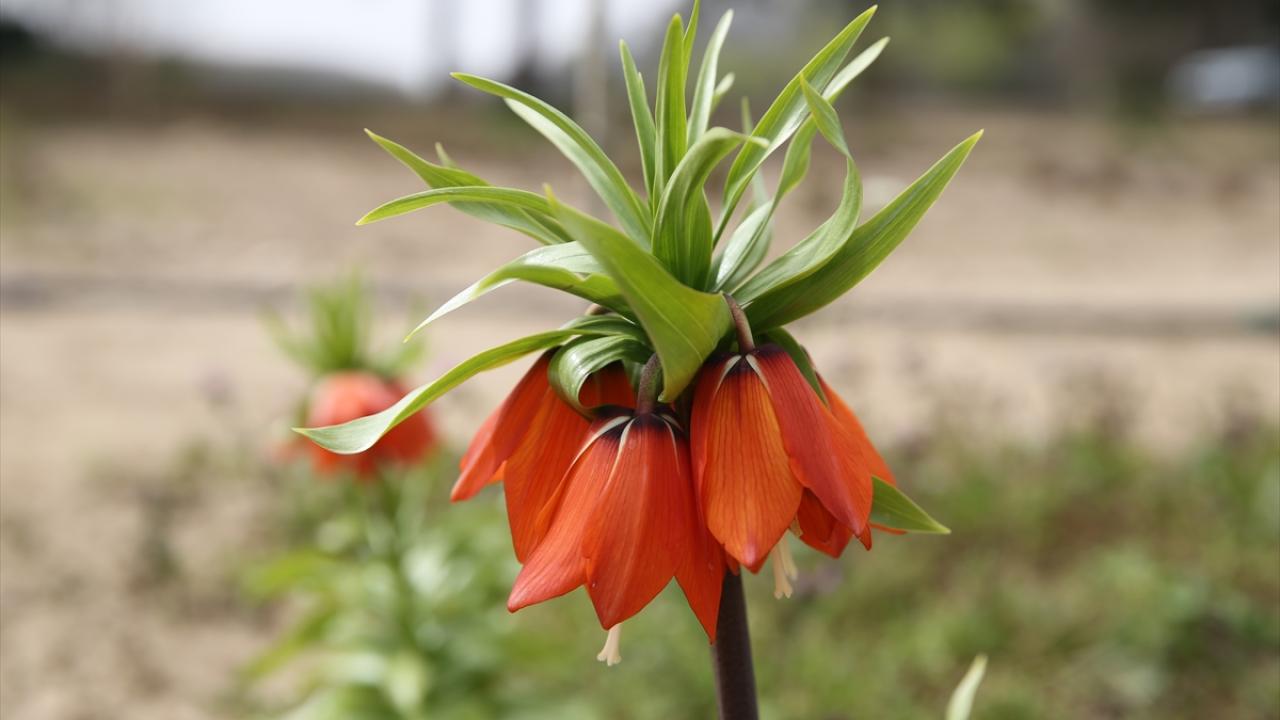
[{"x1": 0, "y1": 106, "x2": 1277, "y2": 719}]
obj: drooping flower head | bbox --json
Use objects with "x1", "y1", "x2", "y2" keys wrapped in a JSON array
[
  {"x1": 508, "y1": 405, "x2": 725, "y2": 647},
  {"x1": 298, "y1": 0, "x2": 970, "y2": 667},
  {"x1": 277, "y1": 275, "x2": 439, "y2": 480},
  {"x1": 306, "y1": 371, "x2": 437, "y2": 479},
  {"x1": 451, "y1": 354, "x2": 634, "y2": 561}
]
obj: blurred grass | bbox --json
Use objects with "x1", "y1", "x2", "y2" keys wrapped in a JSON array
[{"x1": 239, "y1": 412, "x2": 1279, "y2": 719}]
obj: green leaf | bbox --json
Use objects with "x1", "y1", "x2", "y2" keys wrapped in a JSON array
[
  {"x1": 653, "y1": 128, "x2": 756, "y2": 287},
  {"x1": 433, "y1": 142, "x2": 459, "y2": 168},
  {"x1": 800, "y1": 77, "x2": 849, "y2": 157},
  {"x1": 547, "y1": 191, "x2": 731, "y2": 401},
  {"x1": 549, "y1": 335, "x2": 650, "y2": 412},
  {"x1": 452, "y1": 73, "x2": 651, "y2": 244},
  {"x1": 688, "y1": 10, "x2": 733, "y2": 144},
  {"x1": 356, "y1": 186, "x2": 555, "y2": 226},
  {"x1": 734, "y1": 154, "x2": 861, "y2": 302},
  {"x1": 712, "y1": 121, "x2": 817, "y2": 291},
  {"x1": 619, "y1": 41, "x2": 657, "y2": 199},
  {"x1": 241, "y1": 605, "x2": 337, "y2": 682},
  {"x1": 653, "y1": 15, "x2": 690, "y2": 195},
  {"x1": 711, "y1": 72, "x2": 735, "y2": 114},
  {"x1": 297, "y1": 330, "x2": 592, "y2": 454},
  {"x1": 714, "y1": 38, "x2": 887, "y2": 293},
  {"x1": 712, "y1": 202, "x2": 773, "y2": 292},
  {"x1": 946, "y1": 656, "x2": 990, "y2": 720},
  {"x1": 828, "y1": 36, "x2": 889, "y2": 97},
  {"x1": 745, "y1": 131, "x2": 982, "y2": 329},
  {"x1": 683, "y1": 0, "x2": 701, "y2": 58},
  {"x1": 869, "y1": 478, "x2": 950, "y2": 534},
  {"x1": 407, "y1": 243, "x2": 628, "y2": 338},
  {"x1": 716, "y1": 6, "x2": 875, "y2": 242},
  {"x1": 365, "y1": 130, "x2": 568, "y2": 244}
]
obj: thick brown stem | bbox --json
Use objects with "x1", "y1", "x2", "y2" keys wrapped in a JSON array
[
  {"x1": 634, "y1": 354, "x2": 662, "y2": 415},
  {"x1": 710, "y1": 571, "x2": 759, "y2": 720},
  {"x1": 723, "y1": 295, "x2": 755, "y2": 353}
]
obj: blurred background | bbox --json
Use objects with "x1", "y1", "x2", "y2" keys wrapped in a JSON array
[{"x1": 0, "y1": 1, "x2": 1277, "y2": 718}]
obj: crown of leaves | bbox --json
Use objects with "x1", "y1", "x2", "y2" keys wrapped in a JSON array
[{"x1": 300, "y1": 2, "x2": 980, "y2": 454}]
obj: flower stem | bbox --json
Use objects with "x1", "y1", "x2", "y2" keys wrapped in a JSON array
[
  {"x1": 711, "y1": 571, "x2": 759, "y2": 720},
  {"x1": 635, "y1": 354, "x2": 662, "y2": 415},
  {"x1": 723, "y1": 295, "x2": 755, "y2": 353}
]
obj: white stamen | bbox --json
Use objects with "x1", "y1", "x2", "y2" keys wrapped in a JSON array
[
  {"x1": 771, "y1": 539, "x2": 798, "y2": 599},
  {"x1": 596, "y1": 624, "x2": 623, "y2": 666}
]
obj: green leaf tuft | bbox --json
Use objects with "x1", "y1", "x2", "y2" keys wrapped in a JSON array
[{"x1": 546, "y1": 190, "x2": 731, "y2": 401}]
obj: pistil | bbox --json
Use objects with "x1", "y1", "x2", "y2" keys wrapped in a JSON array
[
  {"x1": 596, "y1": 624, "x2": 623, "y2": 666},
  {"x1": 770, "y1": 540, "x2": 798, "y2": 599}
]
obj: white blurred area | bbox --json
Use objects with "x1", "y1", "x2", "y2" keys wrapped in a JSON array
[{"x1": 0, "y1": 0, "x2": 680, "y2": 97}]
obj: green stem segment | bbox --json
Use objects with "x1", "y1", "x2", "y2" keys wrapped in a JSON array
[{"x1": 711, "y1": 571, "x2": 759, "y2": 719}]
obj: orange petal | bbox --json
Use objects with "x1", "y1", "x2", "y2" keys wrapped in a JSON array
[
  {"x1": 676, "y1": 499, "x2": 726, "y2": 641},
  {"x1": 691, "y1": 356, "x2": 803, "y2": 571},
  {"x1": 820, "y1": 376, "x2": 895, "y2": 486},
  {"x1": 452, "y1": 354, "x2": 554, "y2": 501},
  {"x1": 753, "y1": 346, "x2": 871, "y2": 537},
  {"x1": 582, "y1": 415, "x2": 688, "y2": 629},
  {"x1": 580, "y1": 362, "x2": 636, "y2": 409},
  {"x1": 796, "y1": 490, "x2": 853, "y2": 558},
  {"x1": 507, "y1": 419, "x2": 623, "y2": 612},
  {"x1": 503, "y1": 389, "x2": 592, "y2": 562}
]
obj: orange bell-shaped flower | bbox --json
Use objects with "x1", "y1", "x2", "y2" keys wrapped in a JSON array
[
  {"x1": 507, "y1": 408, "x2": 725, "y2": 642},
  {"x1": 690, "y1": 344, "x2": 879, "y2": 571},
  {"x1": 450, "y1": 353, "x2": 634, "y2": 562}
]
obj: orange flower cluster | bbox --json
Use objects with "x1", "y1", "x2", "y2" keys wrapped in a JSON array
[{"x1": 453, "y1": 345, "x2": 894, "y2": 658}]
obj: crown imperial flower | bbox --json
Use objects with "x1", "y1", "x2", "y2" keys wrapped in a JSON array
[{"x1": 298, "y1": 1, "x2": 971, "y2": 682}]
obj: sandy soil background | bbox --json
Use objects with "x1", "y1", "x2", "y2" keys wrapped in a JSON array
[{"x1": 1, "y1": 107, "x2": 1277, "y2": 718}]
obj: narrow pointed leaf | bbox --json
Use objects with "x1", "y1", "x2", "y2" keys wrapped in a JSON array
[
  {"x1": 365, "y1": 131, "x2": 568, "y2": 244},
  {"x1": 297, "y1": 330, "x2": 596, "y2": 454},
  {"x1": 408, "y1": 243, "x2": 628, "y2": 338},
  {"x1": 434, "y1": 142, "x2": 459, "y2": 168},
  {"x1": 654, "y1": 15, "x2": 689, "y2": 193},
  {"x1": 746, "y1": 131, "x2": 982, "y2": 328},
  {"x1": 713, "y1": 121, "x2": 817, "y2": 291},
  {"x1": 688, "y1": 11, "x2": 733, "y2": 144},
  {"x1": 653, "y1": 128, "x2": 756, "y2": 286},
  {"x1": 716, "y1": 6, "x2": 874, "y2": 241},
  {"x1": 946, "y1": 656, "x2": 990, "y2": 720},
  {"x1": 711, "y1": 72, "x2": 735, "y2": 115},
  {"x1": 452, "y1": 73, "x2": 651, "y2": 244},
  {"x1": 869, "y1": 478, "x2": 950, "y2": 534},
  {"x1": 683, "y1": 0, "x2": 701, "y2": 58},
  {"x1": 713, "y1": 202, "x2": 773, "y2": 291},
  {"x1": 619, "y1": 41, "x2": 657, "y2": 198},
  {"x1": 800, "y1": 77, "x2": 849, "y2": 157},
  {"x1": 549, "y1": 335, "x2": 650, "y2": 412},
  {"x1": 357, "y1": 186, "x2": 554, "y2": 226},
  {"x1": 735, "y1": 154, "x2": 861, "y2": 301},
  {"x1": 828, "y1": 36, "x2": 889, "y2": 97},
  {"x1": 547, "y1": 192, "x2": 731, "y2": 401}
]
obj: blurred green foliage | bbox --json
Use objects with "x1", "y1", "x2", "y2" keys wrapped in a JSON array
[{"x1": 238, "y1": 417, "x2": 1279, "y2": 719}]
